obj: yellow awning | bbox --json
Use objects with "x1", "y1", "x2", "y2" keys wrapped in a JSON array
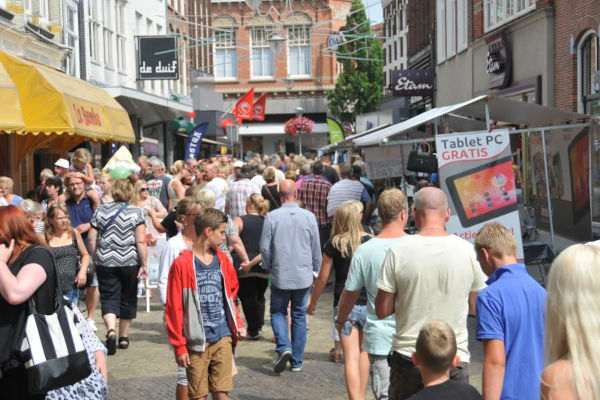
[
  {"x1": 0, "y1": 61, "x2": 25, "y2": 132},
  {"x1": 0, "y1": 50, "x2": 134, "y2": 143}
]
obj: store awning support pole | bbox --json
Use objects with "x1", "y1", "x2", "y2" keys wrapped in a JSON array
[
  {"x1": 541, "y1": 129, "x2": 556, "y2": 253},
  {"x1": 485, "y1": 101, "x2": 491, "y2": 131}
]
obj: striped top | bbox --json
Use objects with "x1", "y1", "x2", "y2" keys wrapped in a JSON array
[
  {"x1": 327, "y1": 179, "x2": 367, "y2": 218},
  {"x1": 298, "y1": 176, "x2": 332, "y2": 227},
  {"x1": 91, "y1": 202, "x2": 145, "y2": 267}
]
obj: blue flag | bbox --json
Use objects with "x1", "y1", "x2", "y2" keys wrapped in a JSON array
[
  {"x1": 184, "y1": 123, "x2": 209, "y2": 161},
  {"x1": 111, "y1": 142, "x2": 119, "y2": 155}
]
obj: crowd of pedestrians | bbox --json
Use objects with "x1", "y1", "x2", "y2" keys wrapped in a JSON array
[{"x1": 0, "y1": 149, "x2": 599, "y2": 400}]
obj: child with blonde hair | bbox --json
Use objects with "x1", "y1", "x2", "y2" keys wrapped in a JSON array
[{"x1": 62, "y1": 148, "x2": 101, "y2": 209}]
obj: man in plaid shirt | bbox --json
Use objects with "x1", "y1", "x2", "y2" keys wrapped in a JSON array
[
  {"x1": 226, "y1": 164, "x2": 261, "y2": 218},
  {"x1": 298, "y1": 161, "x2": 332, "y2": 250}
]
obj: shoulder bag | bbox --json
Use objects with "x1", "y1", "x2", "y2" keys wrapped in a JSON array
[
  {"x1": 263, "y1": 186, "x2": 280, "y2": 208},
  {"x1": 100, "y1": 203, "x2": 128, "y2": 234},
  {"x1": 406, "y1": 142, "x2": 438, "y2": 173},
  {"x1": 21, "y1": 248, "x2": 92, "y2": 394}
]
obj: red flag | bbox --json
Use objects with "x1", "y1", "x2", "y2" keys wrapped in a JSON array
[
  {"x1": 233, "y1": 88, "x2": 254, "y2": 121},
  {"x1": 252, "y1": 93, "x2": 267, "y2": 121}
]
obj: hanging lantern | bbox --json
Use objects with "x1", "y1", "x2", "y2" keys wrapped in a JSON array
[
  {"x1": 244, "y1": 0, "x2": 262, "y2": 11},
  {"x1": 268, "y1": 33, "x2": 286, "y2": 58}
]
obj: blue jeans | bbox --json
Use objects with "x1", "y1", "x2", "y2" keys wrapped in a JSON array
[
  {"x1": 63, "y1": 288, "x2": 79, "y2": 305},
  {"x1": 270, "y1": 285, "x2": 311, "y2": 368}
]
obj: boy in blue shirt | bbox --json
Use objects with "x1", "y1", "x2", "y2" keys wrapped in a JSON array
[{"x1": 474, "y1": 222, "x2": 546, "y2": 400}]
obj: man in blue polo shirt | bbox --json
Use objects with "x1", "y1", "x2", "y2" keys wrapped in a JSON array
[
  {"x1": 474, "y1": 222, "x2": 546, "y2": 400},
  {"x1": 65, "y1": 175, "x2": 99, "y2": 330}
]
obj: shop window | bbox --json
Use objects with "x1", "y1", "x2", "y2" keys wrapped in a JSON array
[
  {"x1": 214, "y1": 29, "x2": 238, "y2": 79},
  {"x1": 578, "y1": 31, "x2": 600, "y2": 114},
  {"x1": 251, "y1": 28, "x2": 274, "y2": 78},
  {"x1": 484, "y1": 0, "x2": 535, "y2": 32},
  {"x1": 288, "y1": 25, "x2": 311, "y2": 76}
]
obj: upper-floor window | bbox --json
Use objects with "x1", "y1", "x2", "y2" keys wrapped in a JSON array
[
  {"x1": 103, "y1": 0, "x2": 114, "y2": 69},
  {"x1": 484, "y1": 0, "x2": 535, "y2": 32},
  {"x1": 251, "y1": 28, "x2": 274, "y2": 78},
  {"x1": 115, "y1": 0, "x2": 126, "y2": 72},
  {"x1": 288, "y1": 25, "x2": 311, "y2": 76},
  {"x1": 578, "y1": 31, "x2": 600, "y2": 113},
  {"x1": 63, "y1": 5, "x2": 78, "y2": 76},
  {"x1": 436, "y1": 0, "x2": 467, "y2": 64},
  {"x1": 214, "y1": 28, "x2": 238, "y2": 79},
  {"x1": 25, "y1": 0, "x2": 49, "y2": 23},
  {"x1": 88, "y1": 0, "x2": 101, "y2": 62}
]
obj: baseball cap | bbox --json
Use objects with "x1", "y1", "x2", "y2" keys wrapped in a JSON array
[
  {"x1": 233, "y1": 160, "x2": 244, "y2": 168},
  {"x1": 54, "y1": 158, "x2": 69, "y2": 169}
]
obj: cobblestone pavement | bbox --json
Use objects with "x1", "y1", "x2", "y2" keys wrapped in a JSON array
[{"x1": 97, "y1": 285, "x2": 483, "y2": 400}]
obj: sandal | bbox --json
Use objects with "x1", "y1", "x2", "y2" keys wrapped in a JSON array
[
  {"x1": 118, "y1": 337, "x2": 130, "y2": 350},
  {"x1": 106, "y1": 329, "x2": 117, "y2": 355},
  {"x1": 329, "y1": 347, "x2": 343, "y2": 363}
]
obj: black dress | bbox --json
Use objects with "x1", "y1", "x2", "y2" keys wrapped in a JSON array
[
  {"x1": 0, "y1": 245, "x2": 57, "y2": 400},
  {"x1": 261, "y1": 185, "x2": 281, "y2": 211}
]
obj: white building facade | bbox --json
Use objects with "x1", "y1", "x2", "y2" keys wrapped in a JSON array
[{"x1": 382, "y1": 0, "x2": 407, "y2": 91}]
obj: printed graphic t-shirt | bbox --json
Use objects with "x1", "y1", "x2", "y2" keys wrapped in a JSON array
[{"x1": 194, "y1": 253, "x2": 231, "y2": 343}]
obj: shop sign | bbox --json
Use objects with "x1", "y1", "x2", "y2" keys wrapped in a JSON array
[
  {"x1": 392, "y1": 69, "x2": 434, "y2": 97},
  {"x1": 137, "y1": 36, "x2": 179, "y2": 80},
  {"x1": 71, "y1": 104, "x2": 103, "y2": 128},
  {"x1": 486, "y1": 32, "x2": 511, "y2": 89}
]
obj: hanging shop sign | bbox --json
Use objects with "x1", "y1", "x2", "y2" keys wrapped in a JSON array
[
  {"x1": 436, "y1": 129, "x2": 523, "y2": 259},
  {"x1": 486, "y1": 32, "x2": 511, "y2": 89},
  {"x1": 137, "y1": 36, "x2": 179, "y2": 80},
  {"x1": 392, "y1": 69, "x2": 434, "y2": 97}
]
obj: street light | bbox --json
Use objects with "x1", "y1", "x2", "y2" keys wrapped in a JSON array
[
  {"x1": 295, "y1": 106, "x2": 305, "y2": 154},
  {"x1": 269, "y1": 33, "x2": 286, "y2": 58}
]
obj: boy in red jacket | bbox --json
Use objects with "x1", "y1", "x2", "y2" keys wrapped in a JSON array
[{"x1": 165, "y1": 208, "x2": 246, "y2": 400}]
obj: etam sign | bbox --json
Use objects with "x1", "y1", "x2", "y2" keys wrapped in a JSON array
[{"x1": 392, "y1": 69, "x2": 434, "y2": 97}]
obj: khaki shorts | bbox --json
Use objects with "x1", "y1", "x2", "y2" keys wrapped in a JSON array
[{"x1": 187, "y1": 336, "x2": 233, "y2": 399}]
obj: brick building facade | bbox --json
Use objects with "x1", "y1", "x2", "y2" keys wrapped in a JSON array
[{"x1": 210, "y1": 0, "x2": 351, "y2": 154}]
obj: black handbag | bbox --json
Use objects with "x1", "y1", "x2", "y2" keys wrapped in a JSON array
[
  {"x1": 76, "y1": 260, "x2": 94, "y2": 288},
  {"x1": 407, "y1": 143, "x2": 438, "y2": 173},
  {"x1": 21, "y1": 249, "x2": 92, "y2": 395}
]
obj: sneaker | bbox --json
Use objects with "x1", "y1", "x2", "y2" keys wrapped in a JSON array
[
  {"x1": 274, "y1": 350, "x2": 292, "y2": 374},
  {"x1": 86, "y1": 318, "x2": 97, "y2": 332},
  {"x1": 290, "y1": 365, "x2": 302, "y2": 372},
  {"x1": 247, "y1": 331, "x2": 260, "y2": 340}
]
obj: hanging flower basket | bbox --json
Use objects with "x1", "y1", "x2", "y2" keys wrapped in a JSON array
[{"x1": 285, "y1": 116, "x2": 315, "y2": 137}]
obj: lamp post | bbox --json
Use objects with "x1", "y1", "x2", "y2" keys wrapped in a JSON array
[
  {"x1": 268, "y1": 33, "x2": 286, "y2": 58},
  {"x1": 296, "y1": 106, "x2": 304, "y2": 154}
]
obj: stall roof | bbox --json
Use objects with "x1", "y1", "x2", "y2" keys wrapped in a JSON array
[
  {"x1": 318, "y1": 123, "x2": 391, "y2": 152},
  {"x1": 354, "y1": 95, "x2": 588, "y2": 147}
]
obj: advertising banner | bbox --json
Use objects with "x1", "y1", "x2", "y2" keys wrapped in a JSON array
[
  {"x1": 391, "y1": 69, "x2": 434, "y2": 97},
  {"x1": 184, "y1": 123, "x2": 209, "y2": 161},
  {"x1": 436, "y1": 129, "x2": 523, "y2": 259},
  {"x1": 327, "y1": 118, "x2": 344, "y2": 145},
  {"x1": 364, "y1": 145, "x2": 406, "y2": 179}
]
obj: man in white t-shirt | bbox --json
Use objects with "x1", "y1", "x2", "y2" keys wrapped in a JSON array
[
  {"x1": 375, "y1": 187, "x2": 487, "y2": 400},
  {"x1": 205, "y1": 163, "x2": 228, "y2": 212}
]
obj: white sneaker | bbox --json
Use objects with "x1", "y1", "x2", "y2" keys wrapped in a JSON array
[{"x1": 86, "y1": 318, "x2": 97, "y2": 332}]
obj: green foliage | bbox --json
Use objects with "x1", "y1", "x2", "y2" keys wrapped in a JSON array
[{"x1": 327, "y1": 0, "x2": 384, "y2": 127}]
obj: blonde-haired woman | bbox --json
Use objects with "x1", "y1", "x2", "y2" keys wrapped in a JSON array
[
  {"x1": 132, "y1": 180, "x2": 167, "y2": 219},
  {"x1": 541, "y1": 243, "x2": 600, "y2": 399},
  {"x1": 307, "y1": 200, "x2": 371, "y2": 399},
  {"x1": 98, "y1": 173, "x2": 114, "y2": 203},
  {"x1": 40, "y1": 203, "x2": 90, "y2": 304},
  {"x1": 233, "y1": 193, "x2": 270, "y2": 339},
  {"x1": 167, "y1": 160, "x2": 187, "y2": 211}
]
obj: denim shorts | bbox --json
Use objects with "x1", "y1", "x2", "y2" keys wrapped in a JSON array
[{"x1": 335, "y1": 304, "x2": 367, "y2": 337}]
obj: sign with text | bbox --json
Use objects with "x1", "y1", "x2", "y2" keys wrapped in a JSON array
[
  {"x1": 137, "y1": 36, "x2": 179, "y2": 80},
  {"x1": 392, "y1": 69, "x2": 434, "y2": 97},
  {"x1": 364, "y1": 145, "x2": 405, "y2": 179},
  {"x1": 436, "y1": 130, "x2": 523, "y2": 260}
]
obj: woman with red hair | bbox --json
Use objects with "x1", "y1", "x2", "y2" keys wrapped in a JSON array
[{"x1": 0, "y1": 205, "x2": 57, "y2": 399}]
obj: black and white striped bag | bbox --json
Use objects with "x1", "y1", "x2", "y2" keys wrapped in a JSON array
[{"x1": 20, "y1": 268, "x2": 92, "y2": 394}]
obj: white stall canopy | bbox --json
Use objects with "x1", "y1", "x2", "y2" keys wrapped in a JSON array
[{"x1": 354, "y1": 95, "x2": 586, "y2": 147}]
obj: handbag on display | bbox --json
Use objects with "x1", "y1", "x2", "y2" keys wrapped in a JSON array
[
  {"x1": 21, "y1": 250, "x2": 92, "y2": 395},
  {"x1": 407, "y1": 142, "x2": 438, "y2": 173}
]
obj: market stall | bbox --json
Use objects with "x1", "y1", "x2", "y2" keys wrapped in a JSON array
[{"x1": 351, "y1": 94, "x2": 595, "y2": 251}]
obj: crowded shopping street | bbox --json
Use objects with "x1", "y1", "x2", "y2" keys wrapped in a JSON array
[{"x1": 1, "y1": 0, "x2": 600, "y2": 399}]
